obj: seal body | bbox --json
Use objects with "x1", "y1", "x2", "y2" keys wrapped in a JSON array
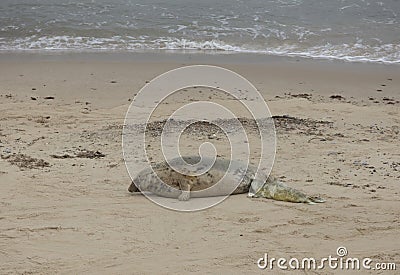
[{"x1": 128, "y1": 156, "x2": 324, "y2": 204}]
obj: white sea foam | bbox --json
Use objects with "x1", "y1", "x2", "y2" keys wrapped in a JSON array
[{"x1": 0, "y1": 35, "x2": 399, "y2": 65}]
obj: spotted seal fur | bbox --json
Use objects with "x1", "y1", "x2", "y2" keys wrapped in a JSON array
[{"x1": 128, "y1": 156, "x2": 324, "y2": 204}]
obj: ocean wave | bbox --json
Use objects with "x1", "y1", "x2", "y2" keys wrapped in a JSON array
[{"x1": 0, "y1": 36, "x2": 399, "y2": 65}]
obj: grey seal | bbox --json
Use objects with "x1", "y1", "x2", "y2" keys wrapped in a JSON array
[{"x1": 128, "y1": 156, "x2": 324, "y2": 204}]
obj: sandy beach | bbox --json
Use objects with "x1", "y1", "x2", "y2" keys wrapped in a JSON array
[{"x1": 0, "y1": 52, "x2": 399, "y2": 274}]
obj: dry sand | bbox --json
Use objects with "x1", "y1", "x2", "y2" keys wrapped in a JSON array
[{"x1": 0, "y1": 52, "x2": 399, "y2": 274}]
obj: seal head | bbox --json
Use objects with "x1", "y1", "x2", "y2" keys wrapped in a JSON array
[{"x1": 128, "y1": 167, "x2": 155, "y2": 192}]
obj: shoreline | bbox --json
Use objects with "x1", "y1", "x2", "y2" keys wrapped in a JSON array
[
  {"x1": 2, "y1": 49, "x2": 400, "y2": 66},
  {"x1": 1, "y1": 48, "x2": 399, "y2": 66}
]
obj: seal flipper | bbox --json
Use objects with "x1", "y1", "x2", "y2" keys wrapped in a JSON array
[
  {"x1": 306, "y1": 196, "x2": 325, "y2": 204},
  {"x1": 178, "y1": 179, "x2": 192, "y2": 201},
  {"x1": 128, "y1": 181, "x2": 140, "y2": 193},
  {"x1": 248, "y1": 179, "x2": 265, "y2": 197}
]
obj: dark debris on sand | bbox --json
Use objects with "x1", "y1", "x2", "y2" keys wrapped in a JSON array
[
  {"x1": 286, "y1": 93, "x2": 312, "y2": 100},
  {"x1": 51, "y1": 149, "x2": 106, "y2": 159},
  {"x1": 272, "y1": 115, "x2": 332, "y2": 134},
  {"x1": 329, "y1": 95, "x2": 345, "y2": 100},
  {"x1": 50, "y1": 153, "x2": 75, "y2": 159},
  {"x1": 125, "y1": 115, "x2": 333, "y2": 137},
  {"x1": 75, "y1": 150, "x2": 105, "y2": 159},
  {"x1": 3, "y1": 153, "x2": 50, "y2": 169}
]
